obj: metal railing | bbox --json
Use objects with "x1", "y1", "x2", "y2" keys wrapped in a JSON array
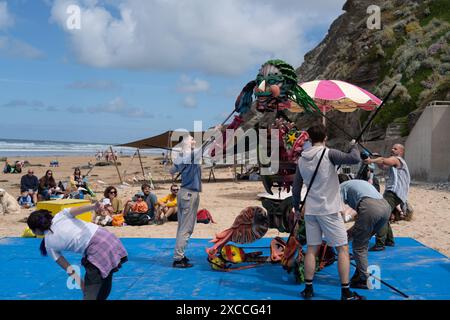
[{"x1": 428, "y1": 100, "x2": 450, "y2": 107}]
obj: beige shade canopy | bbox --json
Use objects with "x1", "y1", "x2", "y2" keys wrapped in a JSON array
[{"x1": 117, "y1": 130, "x2": 204, "y2": 150}]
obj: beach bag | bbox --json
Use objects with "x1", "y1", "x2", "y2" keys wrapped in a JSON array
[
  {"x1": 124, "y1": 212, "x2": 150, "y2": 226},
  {"x1": 197, "y1": 209, "x2": 215, "y2": 224},
  {"x1": 112, "y1": 214, "x2": 125, "y2": 227}
]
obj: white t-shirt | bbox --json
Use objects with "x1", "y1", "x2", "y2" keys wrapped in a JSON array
[{"x1": 44, "y1": 209, "x2": 99, "y2": 261}]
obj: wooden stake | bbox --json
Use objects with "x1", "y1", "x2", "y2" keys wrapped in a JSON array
[
  {"x1": 110, "y1": 146, "x2": 123, "y2": 184},
  {"x1": 137, "y1": 148, "x2": 146, "y2": 179}
]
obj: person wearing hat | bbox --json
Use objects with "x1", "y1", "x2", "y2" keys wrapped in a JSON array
[
  {"x1": 93, "y1": 198, "x2": 114, "y2": 226},
  {"x1": 131, "y1": 192, "x2": 148, "y2": 214},
  {"x1": 123, "y1": 192, "x2": 150, "y2": 226}
]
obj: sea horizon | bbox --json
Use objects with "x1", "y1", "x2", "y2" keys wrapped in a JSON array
[{"x1": 0, "y1": 137, "x2": 160, "y2": 157}]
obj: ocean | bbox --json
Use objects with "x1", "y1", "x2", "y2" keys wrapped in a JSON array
[{"x1": 0, "y1": 138, "x2": 160, "y2": 157}]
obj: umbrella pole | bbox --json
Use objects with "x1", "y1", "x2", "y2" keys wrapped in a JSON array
[{"x1": 312, "y1": 107, "x2": 373, "y2": 154}]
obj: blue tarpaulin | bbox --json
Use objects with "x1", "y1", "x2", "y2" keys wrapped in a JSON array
[{"x1": 0, "y1": 237, "x2": 449, "y2": 300}]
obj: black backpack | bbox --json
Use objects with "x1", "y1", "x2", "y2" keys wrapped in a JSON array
[{"x1": 125, "y1": 213, "x2": 150, "y2": 226}]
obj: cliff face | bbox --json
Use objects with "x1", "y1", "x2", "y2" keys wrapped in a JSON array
[{"x1": 294, "y1": 0, "x2": 450, "y2": 146}]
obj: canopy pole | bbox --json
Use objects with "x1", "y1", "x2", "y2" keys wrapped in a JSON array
[
  {"x1": 137, "y1": 148, "x2": 146, "y2": 180},
  {"x1": 136, "y1": 148, "x2": 154, "y2": 188},
  {"x1": 110, "y1": 146, "x2": 123, "y2": 184},
  {"x1": 168, "y1": 132, "x2": 172, "y2": 165}
]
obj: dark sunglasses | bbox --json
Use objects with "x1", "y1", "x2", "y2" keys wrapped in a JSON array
[
  {"x1": 172, "y1": 189, "x2": 179, "y2": 192},
  {"x1": 109, "y1": 191, "x2": 117, "y2": 194}
]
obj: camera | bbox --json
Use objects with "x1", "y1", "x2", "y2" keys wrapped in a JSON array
[{"x1": 360, "y1": 151, "x2": 369, "y2": 160}]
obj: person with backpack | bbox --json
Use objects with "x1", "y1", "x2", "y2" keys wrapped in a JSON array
[
  {"x1": 292, "y1": 124, "x2": 365, "y2": 300},
  {"x1": 338, "y1": 175, "x2": 391, "y2": 289},
  {"x1": 26, "y1": 202, "x2": 128, "y2": 300},
  {"x1": 123, "y1": 192, "x2": 151, "y2": 226}
]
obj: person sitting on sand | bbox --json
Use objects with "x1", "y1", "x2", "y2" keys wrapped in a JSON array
[
  {"x1": 155, "y1": 184, "x2": 179, "y2": 224},
  {"x1": 26, "y1": 202, "x2": 128, "y2": 300},
  {"x1": 19, "y1": 193, "x2": 34, "y2": 209},
  {"x1": 103, "y1": 186, "x2": 123, "y2": 214},
  {"x1": 38, "y1": 170, "x2": 59, "y2": 200},
  {"x1": 123, "y1": 183, "x2": 157, "y2": 221},
  {"x1": 20, "y1": 169, "x2": 39, "y2": 204},
  {"x1": 70, "y1": 167, "x2": 94, "y2": 196},
  {"x1": 123, "y1": 192, "x2": 151, "y2": 226},
  {"x1": 70, "y1": 167, "x2": 84, "y2": 189},
  {"x1": 93, "y1": 198, "x2": 114, "y2": 226}
]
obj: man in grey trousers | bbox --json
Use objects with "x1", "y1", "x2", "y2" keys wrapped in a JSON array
[
  {"x1": 169, "y1": 134, "x2": 204, "y2": 268},
  {"x1": 338, "y1": 175, "x2": 391, "y2": 289}
]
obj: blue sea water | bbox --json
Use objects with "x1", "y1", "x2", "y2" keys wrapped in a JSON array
[{"x1": 0, "y1": 138, "x2": 159, "y2": 157}]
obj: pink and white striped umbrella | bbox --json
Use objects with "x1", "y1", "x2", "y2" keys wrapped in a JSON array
[{"x1": 299, "y1": 80, "x2": 382, "y2": 113}]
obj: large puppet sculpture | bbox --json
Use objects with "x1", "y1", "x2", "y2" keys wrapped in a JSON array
[
  {"x1": 206, "y1": 60, "x2": 336, "y2": 281},
  {"x1": 205, "y1": 59, "x2": 387, "y2": 282},
  {"x1": 209, "y1": 59, "x2": 318, "y2": 195}
]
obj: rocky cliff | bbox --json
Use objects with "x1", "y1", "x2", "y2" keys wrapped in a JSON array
[{"x1": 294, "y1": 0, "x2": 450, "y2": 148}]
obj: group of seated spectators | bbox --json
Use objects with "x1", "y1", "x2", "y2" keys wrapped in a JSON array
[
  {"x1": 17, "y1": 169, "x2": 63, "y2": 207},
  {"x1": 8, "y1": 163, "x2": 96, "y2": 209},
  {"x1": 5, "y1": 158, "x2": 178, "y2": 226},
  {"x1": 92, "y1": 183, "x2": 179, "y2": 227}
]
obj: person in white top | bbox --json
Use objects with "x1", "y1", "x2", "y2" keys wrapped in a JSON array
[
  {"x1": 292, "y1": 124, "x2": 364, "y2": 300},
  {"x1": 27, "y1": 202, "x2": 128, "y2": 300}
]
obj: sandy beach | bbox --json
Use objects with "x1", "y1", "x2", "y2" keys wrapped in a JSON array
[{"x1": 1, "y1": 155, "x2": 449, "y2": 257}]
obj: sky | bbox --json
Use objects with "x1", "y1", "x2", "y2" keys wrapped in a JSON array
[{"x1": 0, "y1": 0, "x2": 345, "y2": 144}]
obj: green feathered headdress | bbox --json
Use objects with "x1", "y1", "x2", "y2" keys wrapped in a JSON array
[{"x1": 260, "y1": 59, "x2": 322, "y2": 114}]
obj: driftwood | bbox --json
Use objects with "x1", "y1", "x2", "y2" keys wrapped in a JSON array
[
  {"x1": 23, "y1": 161, "x2": 46, "y2": 167},
  {"x1": 94, "y1": 161, "x2": 122, "y2": 167}
]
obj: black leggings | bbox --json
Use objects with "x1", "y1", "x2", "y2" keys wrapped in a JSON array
[{"x1": 82, "y1": 260, "x2": 113, "y2": 300}]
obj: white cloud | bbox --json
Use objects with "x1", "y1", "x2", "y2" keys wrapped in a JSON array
[
  {"x1": 67, "y1": 79, "x2": 120, "y2": 90},
  {"x1": 87, "y1": 96, "x2": 154, "y2": 118},
  {"x1": 0, "y1": 2, "x2": 46, "y2": 60},
  {"x1": 177, "y1": 75, "x2": 210, "y2": 93},
  {"x1": 1, "y1": 99, "x2": 56, "y2": 111},
  {"x1": 182, "y1": 95, "x2": 197, "y2": 109},
  {"x1": 49, "y1": 0, "x2": 345, "y2": 75},
  {"x1": 0, "y1": 2, "x2": 14, "y2": 30},
  {"x1": 0, "y1": 36, "x2": 45, "y2": 59}
]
